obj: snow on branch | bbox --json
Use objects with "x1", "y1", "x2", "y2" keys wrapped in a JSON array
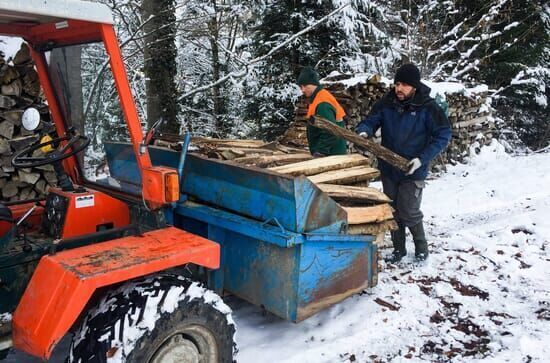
[{"x1": 178, "y1": 3, "x2": 350, "y2": 101}]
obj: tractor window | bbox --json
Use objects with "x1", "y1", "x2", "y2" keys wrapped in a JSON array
[{"x1": 48, "y1": 43, "x2": 141, "y2": 193}]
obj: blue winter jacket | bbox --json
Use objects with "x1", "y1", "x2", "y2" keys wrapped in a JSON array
[{"x1": 356, "y1": 83, "x2": 451, "y2": 181}]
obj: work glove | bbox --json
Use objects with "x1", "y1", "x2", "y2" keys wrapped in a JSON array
[
  {"x1": 359, "y1": 132, "x2": 369, "y2": 138},
  {"x1": 406, "y1": 158, "x2": 421, "y2": 175},
  {"x1": 312, "y1": 152, "x2": 325, "y2": 158}
]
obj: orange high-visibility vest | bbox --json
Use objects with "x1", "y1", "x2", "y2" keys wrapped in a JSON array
[{"x1": 306, "y1": 88, "x2": 346, "y2": 121}]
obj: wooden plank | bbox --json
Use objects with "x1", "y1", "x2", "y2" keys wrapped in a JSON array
[
  {"x1": 347, "y1": 220, "x2": 398, "y2": 235},
  {"x1": 269, "y1": 154, "x2": 369, "y2": 176},
  {"x1": 259, "y1": 142, "x2": 307, "y2": 154},
  {"x1": 317, "y1": 183, "x2": 391, "y2": 203},
  {"x1": 217, "y1": 147, "x2": 275, "y2": 155},
  {"x1": 310, "y1": 116, "x2": 410, "y2": 172},
  {"x1": 308, "y1": 165, "x2": 379, "y2": 185},
  {"x1": 192, "y1": 137, "x2": 266, "y2": 148},
  {"x1": 344, "y1": 204, "x2": 394, "y2": 224},
  {"x1": 233, "y1": 153, "x2": 313, "y2": 167}
]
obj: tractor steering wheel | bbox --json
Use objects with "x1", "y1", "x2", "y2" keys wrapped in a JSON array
[{"x1": 11, "y1": 132, "x2": 90, "y2": 169}]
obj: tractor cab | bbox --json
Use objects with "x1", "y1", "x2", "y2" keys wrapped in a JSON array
[
  {"x1": 0, "y1": 0, "x2": 180, "y2": 303},
  {"x1": 0, "y1": 2, "x2": 229, "y2": 361}
]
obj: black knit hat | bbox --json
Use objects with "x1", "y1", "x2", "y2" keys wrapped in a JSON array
[
  {"x1": 394, "y1": 63, "x2": 421, "y2": 89},
  {"x1": 297, "y1": 66, "x2": 320, "y2": 86}
]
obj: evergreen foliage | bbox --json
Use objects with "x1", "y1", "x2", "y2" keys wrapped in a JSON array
[{"x1": 427, "y1": 0, "x2": 549, "y2": 149}]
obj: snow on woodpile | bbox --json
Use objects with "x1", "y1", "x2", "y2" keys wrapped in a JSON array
[{"x1": 282, "y1": 74, "x2": 500, "y2": 171}]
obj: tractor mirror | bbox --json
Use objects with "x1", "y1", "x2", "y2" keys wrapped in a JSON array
[{"x1": 22, "y1": 108, "x2": 41, "y2": 131}]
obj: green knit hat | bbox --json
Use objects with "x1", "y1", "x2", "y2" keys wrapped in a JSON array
[{"x1": 297, "y1": 66, "x2": 320, "y2": 86}]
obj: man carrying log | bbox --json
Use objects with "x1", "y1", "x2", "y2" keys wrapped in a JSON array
[
  {"x1": 297, "y1": 66, "x2": 347, "y2": 157},
  {"x1": 356, "y1": 63, "x2": 451, "y2": 263}
]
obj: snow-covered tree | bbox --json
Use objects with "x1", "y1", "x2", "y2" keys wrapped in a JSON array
[
  {"x1": 244, "y1": 1, "x2": 356, "y2": 140},
  {"x1": 426, "y1": 0, "x2": 549, "y2": 149},
  {"x1": 175, "y1": 0, "x2": 252, "y2": 137}
]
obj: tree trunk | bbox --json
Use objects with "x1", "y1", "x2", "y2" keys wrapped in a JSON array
[
  {"x1": 142, "y1": 0, "x2": 179, "y2": 134},
  {"x1": 209, "y1": 1, "x2": 226, "y2": 135}
]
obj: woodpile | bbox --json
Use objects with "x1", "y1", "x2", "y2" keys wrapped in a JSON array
[
  {"x1": 0, "y1": 43, "x2": 55, "y2": 203},
  {"x1": 442, "y1": 93, "x2": 496, "y2": 168},
  {"x1": 280, "y1": 73, "x2": 497, "y2": 171},
  {"x1": 176, "y1": 136, "x2": 398, "y2": 243}
]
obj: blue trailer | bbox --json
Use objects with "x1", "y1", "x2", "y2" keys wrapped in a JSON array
[{"x1": 105, "y1": 142, "x2": 378, "y2": 322}]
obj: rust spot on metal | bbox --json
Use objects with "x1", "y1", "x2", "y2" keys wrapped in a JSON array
[
  {"x1": 60, "y1": 247, "x2": 136, "y2": 277},
  {"x1": 296, "y1": 252, "x2": 375, "y2": 321}
]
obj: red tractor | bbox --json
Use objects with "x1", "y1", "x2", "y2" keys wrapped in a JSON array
[{"x1": 0, "y1": 1, "x2": 235, "y2": 361}]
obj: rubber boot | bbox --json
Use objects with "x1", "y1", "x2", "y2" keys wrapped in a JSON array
[
  {"x1": 410, "y1": 222, "x2": 428, "y2": 261},
  {"x1": 386, "y1": 225, "x2": 406, "y2": 263}
]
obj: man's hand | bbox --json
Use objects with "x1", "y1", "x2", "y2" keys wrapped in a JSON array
[
  {"x1": 359, "y1": 132, "x2": 369, "y2": 138},
  {"x1": 406, "y1": 158, "x2": 421, "y2": 175}
]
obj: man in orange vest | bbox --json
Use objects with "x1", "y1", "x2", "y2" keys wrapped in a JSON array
[{"x1": 297, "y1": 66, "x2": 347, "y2": 156}]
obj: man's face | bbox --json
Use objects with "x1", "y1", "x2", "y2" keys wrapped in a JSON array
[
  {"x1": 299, "y1": 84, "x2": 317, "y2": 98},
  {"x1": 394, "y1": 82, "x2": 416, "y2": 101}
]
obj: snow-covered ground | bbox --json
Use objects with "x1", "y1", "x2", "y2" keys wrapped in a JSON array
[
  {"x1": 233, "y1": 143, "x2": 550, "y2": 362},
  {"x1": 3, "y1": 144, "x2": 549, "y2": 362}
]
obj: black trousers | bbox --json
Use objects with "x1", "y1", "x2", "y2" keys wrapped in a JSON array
[{"x1": 381, "y1": 176, "x2": 425, "y2": 228}]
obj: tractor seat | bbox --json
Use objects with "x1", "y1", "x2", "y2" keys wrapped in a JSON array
[{"x1": 0, "y1": 203, "x2": 13, "y2": 222}]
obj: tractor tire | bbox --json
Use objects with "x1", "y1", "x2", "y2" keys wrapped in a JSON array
[{"x1": 68, "y1": 274, "x2": 237, "y2": 363}]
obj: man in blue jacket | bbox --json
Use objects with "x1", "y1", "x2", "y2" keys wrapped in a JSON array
[{"x1": 356, "y1": 64, "x2": 451, "y2": 263}]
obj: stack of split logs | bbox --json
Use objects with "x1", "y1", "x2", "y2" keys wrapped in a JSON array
[
  {"x1": 268, "y1": 154, "x2": 396, "y2": 238},
  {"x1": 181, "y1": 137, "x2": 397, "y2": 242},
  {"x1": 443, "y1": 93, "x2": 496, "y2": 166},
  {"x1": 0, "y1": 43, "x2": 54, "y2": 202},
  {"x1": 280, "y1": 73, "x2": 496, "y2": 169}
]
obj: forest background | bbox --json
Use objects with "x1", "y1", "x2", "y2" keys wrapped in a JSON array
[{"x1": 41, "y1": 0, "x2": 550, "y2": 150}]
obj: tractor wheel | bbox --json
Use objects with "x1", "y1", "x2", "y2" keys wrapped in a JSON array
[{"x1": 68, "y1": 274, "x2": 237, "y2": 363}]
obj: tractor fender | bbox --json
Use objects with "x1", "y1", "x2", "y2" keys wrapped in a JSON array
[{"x1": 12, "y1": 226, "x2": 220, "y2": 360}]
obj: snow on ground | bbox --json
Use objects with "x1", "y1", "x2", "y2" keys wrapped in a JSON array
[
  {"x1": 233, "y1": 145, "x2": 550, "y2": 362},
  {"x1": 3, "y1": 145, "x2": 549, "y2": 362}
]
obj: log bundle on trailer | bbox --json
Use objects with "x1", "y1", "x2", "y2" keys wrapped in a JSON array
[
  {"x1": 280, "y1": 73, "x2": 498, "y2": 171},
  {"x1": 0, "y1": 43, "x2": 56, "y2": 203}
]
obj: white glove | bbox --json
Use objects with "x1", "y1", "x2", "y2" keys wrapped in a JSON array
[
  {"x1": 406, "y1": 158, "x2": 421, "y2": 175},
  {"x1": 359, "y1": 132, "x2": 368, "y2": 138}
]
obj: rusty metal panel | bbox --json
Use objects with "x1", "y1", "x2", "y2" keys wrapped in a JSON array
[{"x1": 296, "y1": 238, "x2": 377, "y2": 321}]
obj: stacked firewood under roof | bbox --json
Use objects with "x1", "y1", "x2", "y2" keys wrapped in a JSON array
[
  {"x1": 186, "y1": 137, "x2": 397, "y2": 243},
  {"x1": 280, "y1": 73, "x2": 497, "y2": 171},
  {"x1": 0, "y1": 43, "x2": 55, "y2": 203}
]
